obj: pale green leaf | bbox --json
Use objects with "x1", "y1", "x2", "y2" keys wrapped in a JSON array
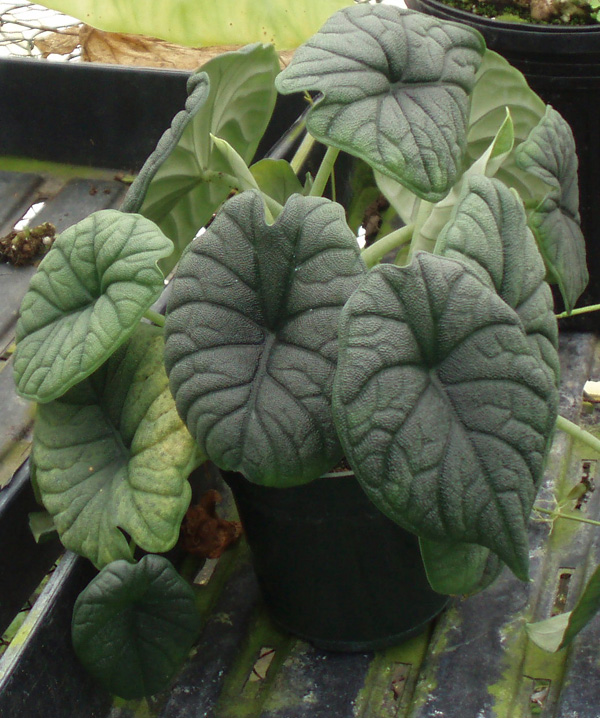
[
  {"x1": 34, "y1": 0, "x2": 352, "y2": 49},
  {"x1": 250, "y1": 159, "x2": 304, "y2": 207},
  {"x1": 33, "y1": 324, "x2": 197, "y2": 568},
  {"x1": 165, "y1": 190, "x2": 366, "y2": 487},
  {"x1": 276, "y1": 5, "x2": 485, "y2": 201},
  {"x1": 420, "y1": 538, "x2": 503, "y2": 595},
  {"x1": 13, "y1": 210, "x2": 172, "y2": 403},
  {"x1": 526, "y1": 613, "x2": 571, "y2": 653},
  {"x1": 333, "y1": 252, "x2": 559, "y2": 579}
]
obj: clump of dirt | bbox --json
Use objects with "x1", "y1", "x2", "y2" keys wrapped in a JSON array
[
  {"x1": 0, "y1": 222, "x2": 56, "y2": 266},
  {"x1": 180, "y1": 489, "x2": 243, "y2": 559},
  {"x1": 443, "y1": 0, "x2": 598, "y2": 23}
]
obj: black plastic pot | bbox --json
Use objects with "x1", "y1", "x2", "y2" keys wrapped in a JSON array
[
  {"x1": 222, "y1": 469, "x2": 448, "y2": 652},
  {"x1": 406, "y1": 0, "x2": 600, "y2": 327}
]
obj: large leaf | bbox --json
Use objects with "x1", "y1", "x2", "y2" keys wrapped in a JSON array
[
  {"x1": 123, "y1": 44, "x2": 280, "y2": 274},
  {"x1": 33, "y1": 324, "x2": 197, "y2": 568},
  {"x1": 333, "y1": 252, "x2": 558, "y2": 579},
  {"x1": 419, "y1": 538, "x2": 503, "y2": 596},
  {"x1": 527, "y1": 563, "x2": 600, "y2": 652},
  {"x1": 13, "y1": 210, "x2": 172, "y2": 403},
  {"x1": 165, "y1": 190, "x2": 366, "y2": 487},
  {"x1": 35, "y1": 0, "x2": 351, "y2": 49},
  {"x1": 72, "y1": 555, "x2": 201, "y2": 699},
  {"x1": 515, "y1": 106, "x2": 588, "y2": 312},
  {"x1": 275, "y1": 5, "x2": 485, "y2": 202},
  {"x1": 435, "y1": 175, "x2": 559, "y2": 380}
]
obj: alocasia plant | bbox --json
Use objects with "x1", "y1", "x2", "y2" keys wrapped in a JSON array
[{"x1": 12, "y1": 2, "x2": 600, "y2": 699}]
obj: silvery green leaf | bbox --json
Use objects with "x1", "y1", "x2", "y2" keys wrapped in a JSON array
[
  {"x1": 13, "y1": 210, "x2": 172, "y2": 403},
  {"x1": 515, "y1": 106, "x2": 588, "y2": 312},
  {"x1": 435, "y1": 175, "x2": 559, "y2": 379},
  {"x1": 165, "y1": 190, "x2": 366, "y2": 487},
  {"x1": 33, "y1": 324, "x2": 197, "y2": 568},
  {"x1": 333, "y1": 252, "x2": 558, "y2": 579},
  {"x1": 276, "y1": 5, "x2": 485, "y2": 201}
]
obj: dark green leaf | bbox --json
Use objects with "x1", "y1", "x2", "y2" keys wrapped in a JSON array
[
  {"x1": 561, "y1": 563, "x2": 600, "y2": 648},
  {"x1": 276, "y1": 5, "x2": 485, "y2": 201},
  {"x1": 13, "y1": 210, "x2": 172, "y2": 403},
  {"x1": 165, "y1": 190, "x2": 366, "y2": 487},
  {"x1": 420, "y1": 537, "x2": 503, "y2": 595},
  {"x1": 333, "y1": 252, "x2": 558, "y2": 579},
  {"x1": 72, "y1": 555, "x2": 200, "y2": 699},
  {"x1": 515, "y1": 106, "x2": 588, "y2": 312},
  {"x1": 435, "y1": 175, "x2": 559, "y2": 380},
  {"x1": 123, "y1": 44, "x2": 280, "y2": 274},
  {"x1": 33, "y1": 324, "x2": 197, "y2": 568}
]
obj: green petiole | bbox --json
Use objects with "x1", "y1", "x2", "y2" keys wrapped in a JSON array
[{"x1": 361, "y1": 224, "x2": 414, "y2": 268}]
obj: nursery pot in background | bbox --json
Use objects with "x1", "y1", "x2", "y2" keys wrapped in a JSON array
[
  {"x1": 406, "y1": 0, "x2": 600, "y2": 325},
  {"x1": 221, "y1": 469, "x2": 449, "y2": 652}
]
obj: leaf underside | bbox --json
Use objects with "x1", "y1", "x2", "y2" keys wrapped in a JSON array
[
  {"x1": 13, "y1": 210, "x2": 172, "y2": 403},
  {"x1": 333, "y1": 252, "x2": 558, "y2": 579},
  {"x1": 33, "y1": 324, "x2": 196, "y2": 568},
  {"x1": 165, "y1": 190, "x2": 366, "y2": 487},
  {"x1": 275, "y1": 5, "x2": 485, "y2": 201},
  {"x1": 72, "y1": 555, "x2": 201, "y2": 699}
]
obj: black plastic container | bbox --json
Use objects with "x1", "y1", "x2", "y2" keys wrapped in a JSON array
[
  {"x1": 222, "y1": 470, "x2": 448, "y2": 652},
  {"x1": 406, "y1": 0, "x2": 600, "y2": 326}
]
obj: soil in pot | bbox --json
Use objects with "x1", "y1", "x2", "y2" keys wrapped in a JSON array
[{"x1": 221, "y1": 469, "x2": 449, "y2": 652}]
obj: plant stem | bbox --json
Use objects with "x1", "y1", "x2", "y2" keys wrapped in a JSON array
[
  {"x1": 555, "y1": 414, "x2": 600, "y2": 455},
  {"x1": 534, "y1": 506, "x2": 600, "y2": 528},
  {"x1": 309, "y1": 146, "x2": 340, "y2": 198},
  {"x1": 290, "y1": 132, "x2": 316, "y2": 175},
  {"x1": 556, "y1": 303, "x2": 600, "y2": 319},
  {"x1": 361, "y1": 224, "x2": 414, "y2": 268},
  {"x1": 144, "y1": 309, "x2": 165, "y2": 327}
]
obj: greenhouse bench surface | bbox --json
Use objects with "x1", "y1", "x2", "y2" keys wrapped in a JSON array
[{"x1": 1, "y1": 165, "x2": 600, "y2": 718}]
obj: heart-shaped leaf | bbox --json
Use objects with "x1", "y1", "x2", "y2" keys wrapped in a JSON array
[
  {"x1": 435, "y1": 175, "x2": 559, "y2": 379},
  {"x1": 13, "y1": 210, "x2": 172, "y2": 403},
  {"x1": 419, "y1": 537, "x2": 503, "y2": 596},
  {"x1": 275, "y1": 5, "x2": 485, "y2": 202},
  {"x1": 333, "y1": 252, "x2": 558, "y2": 579},
  {"x1": 122, "y1": 44, "x2": 280, "y2": 274},
  {"x1": 72, "y1": 555, "x2": 201, "y2": 699},
  {"x1": 515, "y1": 106, "x2": 588, "y2": 312},
  {"x1": 33, "y1": 324, "x2": 197, "y2": 568},
  {"x1": 165, "y1": 190, "x2": 366, "y2": 487}
]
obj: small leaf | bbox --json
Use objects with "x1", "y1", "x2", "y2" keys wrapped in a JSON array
[
  {"x1": 165, "y1": 190, "x2": 366, "y2": 487},
  {"x1": 13, "y1": 210, "x2": 172, "y2": 403},
  {"x1": 420, "y1": 537, "x2": 503, "y2": 595},
  {"x1": 72, "y1": 555, "x2": 201, "y2": 699},
  {"x1": 33, "y1": 324, "x2": 197, "y2": 568},
  {"x1": 123, "y1": 44, "x2": 280, "y2": 274},
  {"x1": 28, "y1": 511, "x2": 57, "y2": 544},
  {"x1": 276, "y1": 5, "x2": 485, "y2": 201},
  {"x1": 526, "y1": 613, "x2": 571, "y2": 653},
  {"x1": 515, "y1": 106, "x2": 588, "y2": 312},
  {"x1": 333, "y1": 252, "x2": 558, "y2": 579}
]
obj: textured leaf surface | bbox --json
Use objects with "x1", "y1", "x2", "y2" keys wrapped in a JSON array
[
  {"x1": 72, "y1": 555, "x2": 201, "y2": 699},
  {"x1": 123, "y1": 44, "x2": 280, "y2": 274},
  {"x1": 333, "y1": 252, "x2": 558, "y2": 578},
  {"x1": 33, "y1": 324, "x2": 196, "y2": 568},
  {"x1": 13, "y1": 210, "x2": 172, "y2": 403},
  {"x1": 165, "y1": 190, "x2": 366, "y2": 487},
  {"x1": 36, "y1": 0, "x2": 351, "y2": 49},
  {"x1": 435, "y1": 175, "x2": 559, "y2": 379},
  {"x1": 275, "y1": 5, "x2": 485, "y2": 201},
  {"x1": 420, "y1": 538, "x2": 503, "y2": 595},
  {"x1": 515, "y1": 106, "x2": 588, "y2": 312}
]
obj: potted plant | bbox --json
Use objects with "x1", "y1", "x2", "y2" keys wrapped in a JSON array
[
  {"x1": 404, "y1": 0, "x2": 600, "y2": 317},
  {"x1": 9, "y1": 3, "x2": 600, "y2": 700}
]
